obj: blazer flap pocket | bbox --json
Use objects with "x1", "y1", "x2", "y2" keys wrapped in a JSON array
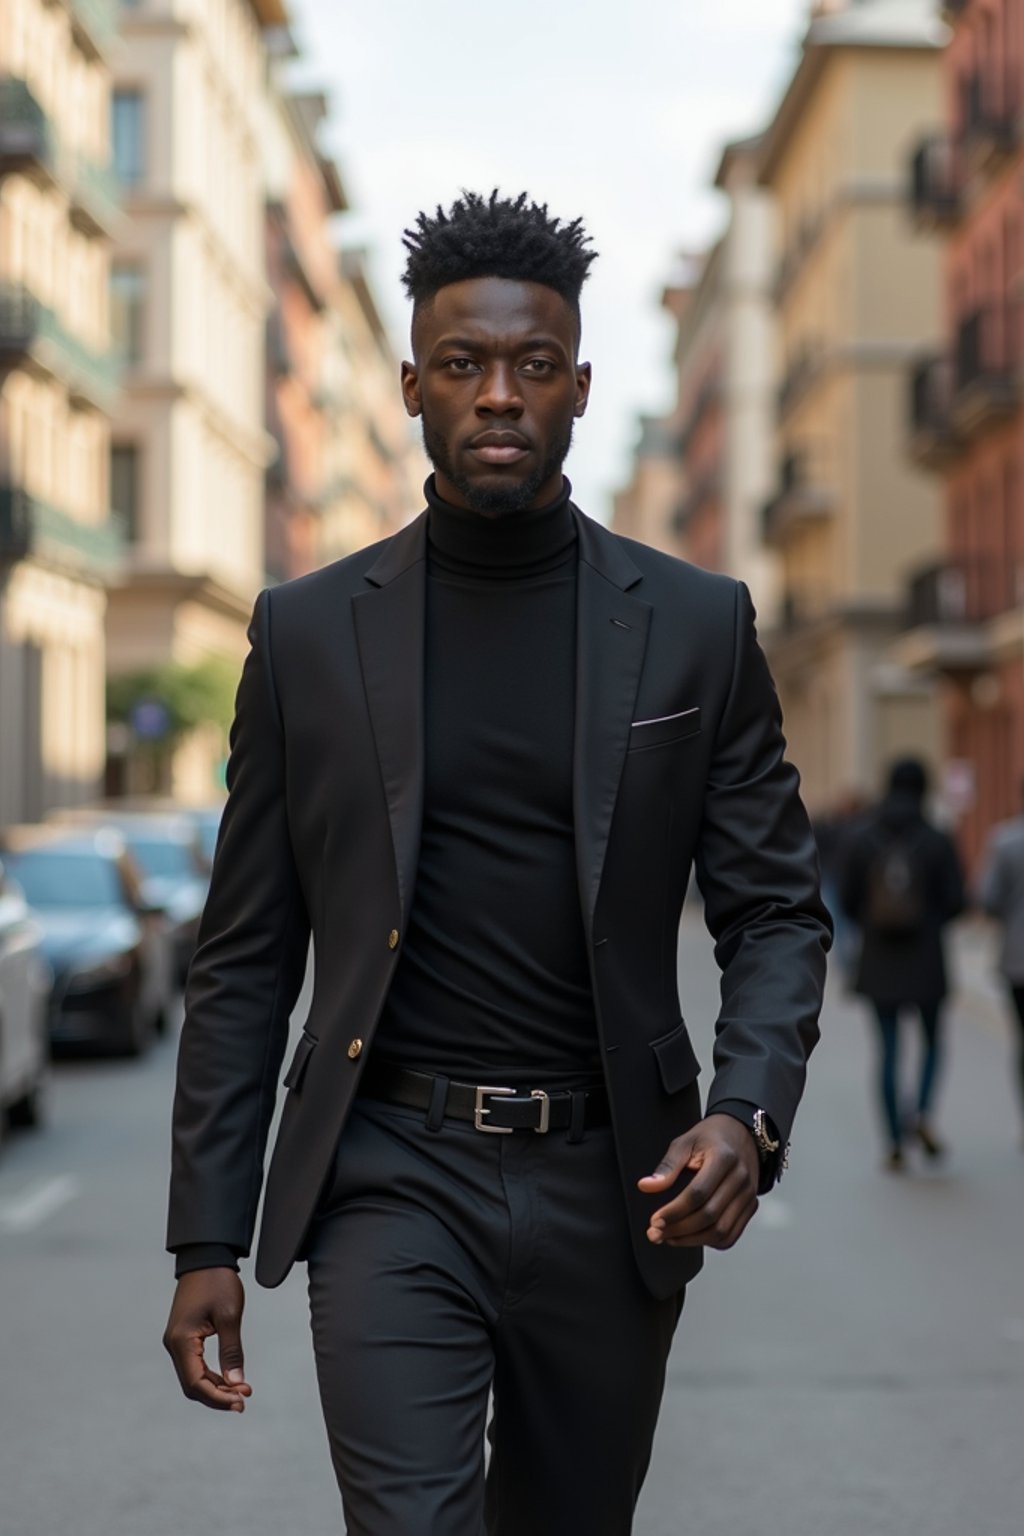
[
  {"x1": 283, "y1": 1029, "x2": 318, "y2": 1091},
  {"x1": 650, "y1": 1020, "x2": 701, "y2": 1094},
  {"x1": 629, "y1": 707, "x2": 701, "y2": 752}
]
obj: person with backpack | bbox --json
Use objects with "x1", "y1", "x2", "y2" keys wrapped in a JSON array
[{"x1": 840, "y1": 758, "x2": 965, "y2": 1169}]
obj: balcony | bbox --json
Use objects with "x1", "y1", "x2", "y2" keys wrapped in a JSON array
[
  {"x1": 961, "y1": 73, "x2": 1019, "y2": 173},
  {"x1": 762, "y1": 450, "x2": 835, "y2": 548},
  {"x1": 0, "y1": 78, "x2": 57, "y2": 181},
  {"x1": 0, "y1": 281, "x2": 119, "y2": 410},
  {"x1": 909, "y1": 135, "x2": 960, "y2": 230},
  {"x1": 63, "y1": 0, "x2": 120, "y2": 59},
  {"x1": 900, "y1": 557, "x2": 1020, "y2": 673},
  {"x1": 0, "y1": 485, "x2": 126, "y2": 574},
  {"x1": 776, "y1": 348, "x2": 823, "y2": 422},
  {"x1": 908, "y1": 355, "x2": 960, "y2": 467},
  {"x1": 672, "y1": 468, "x2": 721, "y2": 534},
  {"x1": 67, "y1": 151, "x2": 120, "y2": 236},
  {"x1": 953, "y1": 305, "x2": 1020, "y2": 437}
]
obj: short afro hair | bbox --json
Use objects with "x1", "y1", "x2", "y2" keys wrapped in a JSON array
[{"x1": 401, "y1": 190, "x2": 597, "y2": 321}]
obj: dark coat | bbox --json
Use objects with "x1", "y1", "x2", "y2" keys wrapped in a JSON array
[
  {"x1": 840, "y1": 795, "x2": 964, "y2": 1006},
  {"x1": 167, "y1": 506, "x2": 831, "y2": 1300}
]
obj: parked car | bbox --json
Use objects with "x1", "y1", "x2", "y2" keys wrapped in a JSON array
[
  {"x1": 0, "y1": 828, "x2": 172, "y2": 1056},
  {"x1": 52, "y1": 810, "x2": 210, "y2": 986},
  {"x1": 0, "y1": 860, "x2": 50, "y2": 1134}
]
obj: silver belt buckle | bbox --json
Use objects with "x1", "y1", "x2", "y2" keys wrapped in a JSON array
[
  {"x1": 530, "y1": 1089, "x2": 551, "y2": 1134},
  {"x1": 474, "y1": 1085, "x2": 514, "y2": 1133}
]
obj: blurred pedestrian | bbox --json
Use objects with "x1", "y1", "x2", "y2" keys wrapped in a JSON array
[
  {"x1": 162, "y1": 190, "x2": 830, "y2": 1534},
  {"x1": 977, "y1": 784, "x2": 1024, "y2": 1143},
  {"x1": 841, "y1": 758, "x2": 965, "y2": 1169},
  {"x1": 813, "y1": 789, "x2": 866, "y2": 986}
]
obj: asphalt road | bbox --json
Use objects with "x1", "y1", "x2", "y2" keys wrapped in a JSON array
[{"x1": 1, "y1": 914, "x2": 1022, "y2": 1535}]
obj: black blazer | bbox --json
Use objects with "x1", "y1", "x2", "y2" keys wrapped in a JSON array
[{"x1": 168, "y1": 506, "x2": 830, "y2": 1299}]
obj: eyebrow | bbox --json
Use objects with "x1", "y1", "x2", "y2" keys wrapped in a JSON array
[{"x1": 431, "y1": 334, "x2": 568, "y2": 353}]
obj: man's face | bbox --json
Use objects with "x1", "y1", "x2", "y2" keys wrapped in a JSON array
[{"x1": 401, "y1": 277, "x2": 591, "y2": 517}]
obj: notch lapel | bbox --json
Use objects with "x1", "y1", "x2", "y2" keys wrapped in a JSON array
[
  {"x1": 572, "y1": 515, "x2": 651, "y2": 934},
  {"x1": 352, "y1": 516, "x2": 427, "y2": 921}
]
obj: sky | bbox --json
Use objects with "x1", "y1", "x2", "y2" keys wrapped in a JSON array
[{"x1": 286, "y1": 0, "x2": 812, "y2": 519}]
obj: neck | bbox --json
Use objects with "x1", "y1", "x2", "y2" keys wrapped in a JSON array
[{"x1": 424, "y1": 474, "x2": 575, "y2": 576}]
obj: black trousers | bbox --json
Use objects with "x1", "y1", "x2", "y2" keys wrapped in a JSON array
[{"x1": 305, "y1": 1096, "x2": 684, "y2": 1536}]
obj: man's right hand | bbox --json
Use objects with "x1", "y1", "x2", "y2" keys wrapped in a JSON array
[{"x1": 163, "y1": 1268, "x2": 252, "y2": 1413}]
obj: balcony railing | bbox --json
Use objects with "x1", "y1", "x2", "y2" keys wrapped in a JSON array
[
  {"x1": 906, "y1": 558, "x2": 1022, "y2": 632},
  {"x1": 954, "y1": 304, "x2": 1020, "y2": 432},
  {"x1": 0, "y1": 77, "x2": 57, "y2": 177},
  {"x1": 0, "y1": 485, "x2": 126, "y2": 572},
  {"x1": 65, "y1": 0, "x2": 120, "y2": 56},
  {"x1": 762, "y1": 448, "x2": 835, "y2": 547},
  {"x1": 909, "y1": 135, "x2": 960, "y2": 227},
  {"x1": 908, "y1": 355, "x2": 959, "y2": 466},
  {"x1": 0, "y1": 281, "x2": 119, "y2": 408},
  {"x1": 962, "y1": 72, "x2": 1019, "y2": 164}
]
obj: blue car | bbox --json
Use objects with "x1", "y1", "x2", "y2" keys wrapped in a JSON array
[{"x1": 1, "y1": 828, "x2": 171, "y2": 1056}]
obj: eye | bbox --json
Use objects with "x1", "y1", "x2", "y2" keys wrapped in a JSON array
[
  {"x1": 523, "y1": 358, "x2": 556, "y2": 374},
  {"x1": 442, "y1": 357, "x2": 478, "y2": 373}
]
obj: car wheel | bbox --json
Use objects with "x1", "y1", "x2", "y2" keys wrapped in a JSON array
[
  {"x1": 121, "y1": 997, "x2": 154, "y2": 1058},
  {"x1": 7, "y1": 1076, "x2": 45, "y2": 1131}
]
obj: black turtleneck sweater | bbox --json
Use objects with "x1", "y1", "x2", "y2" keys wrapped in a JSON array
[{"x1": 372, "y1": 476, "x2": 601, "y2": 1083}]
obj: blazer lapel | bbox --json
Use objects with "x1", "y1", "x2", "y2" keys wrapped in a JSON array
[
  {"x1": 352, "y1": 514, "x2": 428, "y2": 921},
  {"x1": 572, "y1": 511, "x2": 651, "y2": 934}
]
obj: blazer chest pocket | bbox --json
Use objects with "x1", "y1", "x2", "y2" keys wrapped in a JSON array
[
  {"x1": 650, "y1": 1019, "x2": 701, "y2": 1094},
  {"x1": 283, "y1": 1028, "x2": 318, "y2": 1092},
  {"x1": 628, "y1": 707, "x2": 701, "y2": 753}
]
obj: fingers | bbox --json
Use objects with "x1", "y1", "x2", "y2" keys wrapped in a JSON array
[
  {"x1": 636, "y1": 1132, "x2": 697, "y2": 1193},
  {"x1": 163, "y1": 1271, "x2": 252, "y2": 1414},
  {"x1": 651, "y1": 1179, "x2": 759, "y2": 1250}
]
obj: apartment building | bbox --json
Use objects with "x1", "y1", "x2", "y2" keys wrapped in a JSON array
[
  {"x1": 263, "y1": 86, "x2": 346, "y2": 584},
  {"x1": 0, "y1": 0, "x2": 122, "y2": 826},
  {"x1": 613, "y1": 138, "x2": 778, "y2": 624},
  {"x1": 757, "y1": 0, "x2": 946, "y2": 813},
  {"x1": 104, "y1": 0, "x2": 285, "y2": 799},
  {"x1": 317, "y1": 244, "x2": 426, "y2": 561},
  {"x1": 900, "y1": 0, "x2": 1024, "y2": 868}
]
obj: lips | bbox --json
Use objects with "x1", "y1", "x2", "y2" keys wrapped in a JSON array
[{"x1": 468, "y1": 432, "x2": 531, "y2": 466}]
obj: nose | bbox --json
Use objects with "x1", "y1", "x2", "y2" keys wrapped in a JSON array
[{"x1": 475, "y1": 361, "x2": 524, "y2": 417}]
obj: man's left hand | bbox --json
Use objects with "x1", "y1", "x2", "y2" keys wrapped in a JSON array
[{"x1": 637, "y1": 1114, "x2": 760, "y2": 1249}]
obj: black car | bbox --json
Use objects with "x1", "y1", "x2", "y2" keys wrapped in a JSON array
[{"x1": 0, "y1": 829, "x2": 171, "y2": 1056}]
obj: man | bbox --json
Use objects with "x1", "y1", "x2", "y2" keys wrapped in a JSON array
[
  {"x1": 840, "y1": 758, "x2": 964, "y2": 1169},
  {"x1": 978, "y1": 783, "x2": 1024, "y2": 1142},
  {"x1": 164, "y1": 191, "x2": 831, "y2": 1535}
]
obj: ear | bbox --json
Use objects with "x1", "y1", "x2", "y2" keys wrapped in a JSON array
[
  {"x1": 574, "y1": 361, "x2": 592, "y2": 419},
  {"x1": 400, "y1": 361, "x2": 421, "y2": 419}
]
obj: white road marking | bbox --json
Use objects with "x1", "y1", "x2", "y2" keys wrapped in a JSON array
[
  {"x1": 0, "y1": 1175, "x2": 79, "y2": 1233},
  {"x1": 754, "y1": 1198, "x2": 794, "y2": 1231}
]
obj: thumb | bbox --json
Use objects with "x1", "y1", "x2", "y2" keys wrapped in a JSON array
[{"x1": 637, "y1": 1132, "x2": 698, "y2": 1190}]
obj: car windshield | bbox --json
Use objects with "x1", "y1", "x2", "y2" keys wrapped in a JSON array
[
  {"x1": 122, "y1": 837, "x2": 193, "y2": 880},
  {"x1": 197, "y1": 816, "x2": 220, "y2": 862},
  {"x1": 5, "y1": 851, "x2": 123, "y2": 909}
]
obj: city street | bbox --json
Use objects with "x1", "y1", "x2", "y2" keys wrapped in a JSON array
[{"x1": 1, "y1": 912, "x2": 1022, "y2": 1535}]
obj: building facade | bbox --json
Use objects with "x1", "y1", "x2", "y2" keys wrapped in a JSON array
[
  {"x1": 104, "y1": 0, "x2": 285, "y2": 801},
  {"x1": 900, "y1": 0, "x2": 1024, "y2": 868},
  {"x1": 613, "y1": 140, "x2": 778, "y2": 625},
  {"x1": 757, "y1": 0, "x2": 947, "y2": 814},
  {"x1": 0, "y1": 0, "x2": 122, "y2": 826}
]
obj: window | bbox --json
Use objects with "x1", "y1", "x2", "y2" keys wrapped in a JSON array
[
  {"x1": 111, "y1": 443, "x2": 140, "y2": 541},
  {"x1": 110, "y1": 263, "x2": 146, "y2": 365},
  {"x1": 112, "y1": 90, "x2": 145, "y2": 187}
]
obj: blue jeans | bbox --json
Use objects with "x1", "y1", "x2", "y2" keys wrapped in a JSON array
[{"x1": 872, "y1": 1002, "x2": 943, "y2": 1147}]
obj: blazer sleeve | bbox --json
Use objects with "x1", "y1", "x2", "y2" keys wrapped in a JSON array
[
  {"x1": 167, "y1": 589, "x2": 311, "y2": 1258},
  {"x1": 696, "y1": 581, "x2": 832, "y2": 1142}
]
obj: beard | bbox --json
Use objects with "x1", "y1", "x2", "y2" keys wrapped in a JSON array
[{"x1": 421, "y1": 415, "x2": 574, "y2": 517}]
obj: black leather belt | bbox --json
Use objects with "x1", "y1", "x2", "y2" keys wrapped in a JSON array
[{"x1": 359, "y1": 1060, "x2": 610, "y2": 1135}]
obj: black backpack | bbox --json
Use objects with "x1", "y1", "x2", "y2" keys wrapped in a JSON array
[{"x1": 864, "y1": 828, "x2": 927, "y2": 937}]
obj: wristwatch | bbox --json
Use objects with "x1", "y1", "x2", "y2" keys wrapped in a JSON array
[{"x1": 751, "y1": 1108, "x2": 789, "y2": 1193}]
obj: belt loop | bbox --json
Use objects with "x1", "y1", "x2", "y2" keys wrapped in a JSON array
[
  {"x1": 566, "y1": 1089, "x2": 586, "y2": 1144},
  {"x1": 425, "y1": 1073, "x2": 450, "y2": 1133}
]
